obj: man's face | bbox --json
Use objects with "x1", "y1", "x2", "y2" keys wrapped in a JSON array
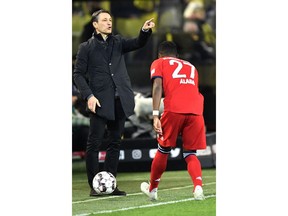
[{"x1": 93, "y1": 12, "x2": 112, "y2": 35}]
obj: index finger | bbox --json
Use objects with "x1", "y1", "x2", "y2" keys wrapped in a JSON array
[{"x1": 146, "y1": 18, "x2": 154, "y2": 23}]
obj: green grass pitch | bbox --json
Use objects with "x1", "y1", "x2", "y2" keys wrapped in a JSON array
[{"x1": 72, "y1": 160, "x2": 216, "y2": 216}]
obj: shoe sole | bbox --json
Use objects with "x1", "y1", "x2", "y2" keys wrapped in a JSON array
[
  {"x1": 90, "y1": 194, "x2": 102, "y2": 197},
  {"x1": 194, "y1": 195, "x2": 205, "y2": 200}
]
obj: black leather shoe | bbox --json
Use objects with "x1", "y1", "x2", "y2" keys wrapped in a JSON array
[
  {"x1": 110, "y1": 187, "x2": 126, "y2": 196},
  {"x1": 90, "y1": 188, "x2": 101, "y2": 197}
]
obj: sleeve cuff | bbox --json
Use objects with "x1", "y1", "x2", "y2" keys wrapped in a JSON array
[
  {"x1": 86, "y1": 94, "x2": 94, "y2": 101},
  {"x1": 141, "y1": 27, "x2": 150, "y2": 32}
]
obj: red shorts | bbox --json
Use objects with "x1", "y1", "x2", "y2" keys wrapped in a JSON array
[{"x1": 157, "y1": 111, "x2": 206, "y2": 150}]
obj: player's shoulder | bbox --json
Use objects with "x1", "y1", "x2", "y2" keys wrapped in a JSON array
[{"x1": 150, "y1": 58, "x2": 161, "y2": 66}]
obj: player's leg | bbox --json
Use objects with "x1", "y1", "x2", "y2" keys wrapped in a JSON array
[
  {"x1": 183, "y1": 151, "x2": 205, "y2": 200},
  {"x1": 141, "y1": 144, "x2": 171, "y2": 200},
  {"x1": 150, "y1": 144, "x2": 171, "y2": 190},
  {"x1": 182, "y1": 114, "x2": 206, "y2": 200},
  {"x1": 150, "y1": 112, "x2": 182, "y2": 190},
  {"x1": 141, "y1": 112, "x2": 183, "y2": 200}
]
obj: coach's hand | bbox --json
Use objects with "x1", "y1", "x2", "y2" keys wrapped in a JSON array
[
  {"x1": 142, "y1": 18, "x2": 155, "y2": 31},
  {"x1": 87, "y1": 96, "x2": 101, "y2": 113}
]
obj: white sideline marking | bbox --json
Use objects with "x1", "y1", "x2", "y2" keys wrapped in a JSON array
[
  {"x1": 74, "y1": 194, "x2": 216, "y2": 216},
  {"x1": 72, "y1": 182, "x2": 215, "y2": 204}
]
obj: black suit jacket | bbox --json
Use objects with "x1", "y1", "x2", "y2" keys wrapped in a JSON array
[{"x1": 73, "y1": 29, "x2": 152, "y2": 120}]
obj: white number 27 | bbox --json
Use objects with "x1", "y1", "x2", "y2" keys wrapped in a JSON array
[{"x1": 170, "y1": 59, "x2": 195, "y2": 79}]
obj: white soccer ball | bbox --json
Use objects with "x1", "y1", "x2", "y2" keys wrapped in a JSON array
[{"x1": 92, "y1": 171, "x2": 117, "y2": 195}]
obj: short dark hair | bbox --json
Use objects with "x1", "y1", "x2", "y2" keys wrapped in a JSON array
[
  {"x1": 158, "y1": 41, "x2": 178, "y2": 57},
  {"x1": 91, "y1": 9, "x2": 111, "y2": 22}
]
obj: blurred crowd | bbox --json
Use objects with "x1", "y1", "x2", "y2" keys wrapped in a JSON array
[{"x1": 73, "y1": 0, "x2": 216, "y2": 63}]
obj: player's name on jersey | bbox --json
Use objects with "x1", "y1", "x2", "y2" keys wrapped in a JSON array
[{"x1": 180, "y1": 78, "x2": 195, "y2": 85}]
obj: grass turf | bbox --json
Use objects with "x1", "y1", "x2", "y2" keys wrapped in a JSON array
[{"x1": 72, "y1": 160, "x2": 216, "y2": 216}]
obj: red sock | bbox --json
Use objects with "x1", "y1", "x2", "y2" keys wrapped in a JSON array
[
  {"x1": 185, "y1": 154, "x2": 203, "y2": 191},
  {"x1": 149, "y1": 150, "x2": 169, "y2": 191}
]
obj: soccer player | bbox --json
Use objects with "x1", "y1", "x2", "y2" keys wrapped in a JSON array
[{"x1": 141, "y1": 41, "x2": 207, "y2": 200}]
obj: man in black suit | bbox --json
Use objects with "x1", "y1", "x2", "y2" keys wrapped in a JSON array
[{"x1": 73, "y1": 9, "x2": 155, "y2": 196}]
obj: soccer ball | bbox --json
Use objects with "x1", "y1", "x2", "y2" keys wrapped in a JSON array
[{"x1": 92, "y1": 171, "x2": 117, "y2": 195}]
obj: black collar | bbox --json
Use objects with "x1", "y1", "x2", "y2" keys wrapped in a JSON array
[{"x1": 92, "y1": 31, "x2": 112, "y2": 42}]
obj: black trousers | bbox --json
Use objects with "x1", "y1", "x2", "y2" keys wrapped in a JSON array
[{"x1": 86, "y1": 98, "x2": 126, "y2": 189}]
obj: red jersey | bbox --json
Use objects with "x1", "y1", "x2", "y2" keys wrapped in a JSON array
[{"x1": 150, "y1": 57, "x2": 204, "y2": 115}]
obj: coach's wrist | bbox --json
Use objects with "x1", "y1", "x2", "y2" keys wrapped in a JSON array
[
  {"x1": 142, "y1": 27, "x2": 149, "y2": 32},
  {"x1": 86, "y1": 94, "x2": 94, "y2": 101}
]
